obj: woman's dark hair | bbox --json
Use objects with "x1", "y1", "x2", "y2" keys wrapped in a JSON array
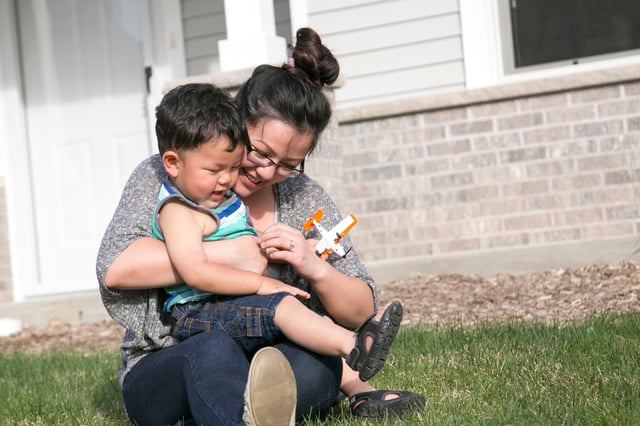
[
  {"x1": 235, "y1": 28, "x2": 339, "y2": 154},
  {"x1": 156, "y1": 83, "x2": 249, "y2": 154}
]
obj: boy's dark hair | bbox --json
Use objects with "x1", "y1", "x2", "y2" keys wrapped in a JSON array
[{"x1": 155, "y1": 83, "x2": 248, "y2": 154}]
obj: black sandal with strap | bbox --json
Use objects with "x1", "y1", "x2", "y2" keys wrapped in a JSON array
[
  {"x1": 349, "y1": 390, "x2": 426, "y2": 418},
  {"x1": 345, "y1": 301, "x2": 403, "y2": 381}
]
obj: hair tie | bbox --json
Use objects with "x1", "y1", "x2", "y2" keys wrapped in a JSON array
[{"x1": 287, "y1": 57, "x2": 295, "y2": 68}]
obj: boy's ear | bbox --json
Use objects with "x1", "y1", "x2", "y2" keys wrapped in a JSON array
[{"x1": 162, "y1": 151, "x2": 180, "y2": 177}]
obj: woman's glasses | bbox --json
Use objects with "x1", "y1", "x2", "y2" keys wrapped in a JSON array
[{"x1": 246, "y1": 143, "x2": 305, "y2": 178}]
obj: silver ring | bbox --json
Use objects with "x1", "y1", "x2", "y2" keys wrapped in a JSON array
[{"x1": 289, "y1": 240, "x2": 296, "y2": 249}]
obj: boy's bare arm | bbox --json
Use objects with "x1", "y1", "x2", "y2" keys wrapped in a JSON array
[
  {"x1": 159, "y1": 202, "x2": 309, "y2": 299},
  {"x1": 104, "y1": 236, "x2": 268, "y2": 289}
]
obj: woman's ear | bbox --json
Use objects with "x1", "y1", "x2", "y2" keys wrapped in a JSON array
[{"x1": 162, "y1": 151, "x2": 180, "y2": 177}]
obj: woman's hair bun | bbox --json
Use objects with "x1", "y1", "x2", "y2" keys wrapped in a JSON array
[{"x1": 285, "y1": 27, "x2": 339, "y2": 87}]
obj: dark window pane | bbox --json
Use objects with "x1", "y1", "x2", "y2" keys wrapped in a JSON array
[{"x1": 511, "y1": 0, "x2": 640, "y2": 67}]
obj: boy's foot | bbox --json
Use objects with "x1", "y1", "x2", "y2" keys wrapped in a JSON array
[
  {"x1": 345, "y1": 301, "x2": 403, "y2": 381},
  {"x1": 243, "y1": 347, "x2": 297, "y2": 426}
]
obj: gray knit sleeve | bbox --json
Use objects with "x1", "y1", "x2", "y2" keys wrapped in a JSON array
[
  {"x1": 96, "y1": 154, "x2": 165, "y2": 286},
  {"x1": 96, "y1": 155, "x2": 176, "y2": 376}
]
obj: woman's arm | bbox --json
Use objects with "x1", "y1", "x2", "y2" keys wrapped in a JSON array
[
  {"x1": 156, "y1": 202, "x2": 308, "y2": 298},
  {"x1": 96, "y1": 155, "x2": 165, "y2": 290},
  {"x1": 104, "y1": 237, "x2": 178, "y2": 289},
  {"x1": 305, "y1": 253, "x2": 375, "y2": 328},
  {"x1": 97, "y1": 155, "x2": 268, "y2": 290},
  {"x1": 268, "y1": 177, "x2": 378, "y2": 328},
  {"x1": 105, "y1": 236, "x2": 268, "y2": 289},
  {"x1": 261, "y1": 223, "x2": 374, "y2": 328}
]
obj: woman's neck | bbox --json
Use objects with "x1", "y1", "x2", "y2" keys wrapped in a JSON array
[{"x1": 243, "y1": 185, "x2": 276, "y2": 234}]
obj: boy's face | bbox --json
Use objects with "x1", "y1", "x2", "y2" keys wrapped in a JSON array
[{"x1": 165, "y1": 136, "x2": 243, "y2": 209}]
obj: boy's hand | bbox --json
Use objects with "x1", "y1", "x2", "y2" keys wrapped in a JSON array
[{"x1": 256, "y1": 277, "x2": 310, "y2": 300}]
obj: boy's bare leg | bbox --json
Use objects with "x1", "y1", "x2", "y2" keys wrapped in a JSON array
[
  {"x1": 274, "y1": 296, "x2": 356, "y2": 357},
  {"x1": 340, "y1": 362, "x2": 376, "y2": 396},
  {"x1": 274, "y1": 297, "x2": 398, "y2": 360},
  {"x1": 340, "y1": 360, "x2": 401, "y2": 397}
]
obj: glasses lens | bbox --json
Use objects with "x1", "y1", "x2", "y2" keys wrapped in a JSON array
[
  {"x1": 283, "y1": 159, "x2": 304, "y2": 178},
  {"x1": 247, "y1": 145, "x2": 304, "y2": 178},
  {"x1": 247, "y1": 149, "x2": 271, "y2": 166}
]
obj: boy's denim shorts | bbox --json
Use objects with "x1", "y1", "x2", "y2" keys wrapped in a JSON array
[{"x1": 170, "y1": 292, "x2": 290, "y2": 354}]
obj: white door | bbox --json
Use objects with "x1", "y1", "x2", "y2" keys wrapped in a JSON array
[{"x1": 17, "y1": 0, "x2": 152, "y2": 295}]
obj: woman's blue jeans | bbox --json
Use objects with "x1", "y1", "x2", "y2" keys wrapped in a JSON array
[{"x1": 122, "y1": 330, "x2": 342, "y2": 425}]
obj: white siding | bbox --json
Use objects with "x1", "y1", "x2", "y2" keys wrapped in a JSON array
[
  {"x1": 179, "y1": 0, "x2": 467, "y2": 106},
  {"x1": 181, "y1": 0, "x2": 293, "y2": 76},
  {"x1": 181, "y1": 0, "x2": 225, "y2": 75},
  {"x1": 307, "y1": 0, "x2": 466, "y2": 108}
]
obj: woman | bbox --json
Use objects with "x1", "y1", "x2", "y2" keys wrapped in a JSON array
[{"x1": 97, "y1": 28, "x2": 424, "y2": 424}]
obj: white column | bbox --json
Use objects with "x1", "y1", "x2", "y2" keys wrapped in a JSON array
[
  {"x1": 459, "y1": 0, "x2": 503, "y2": 88},
  {"x1": 218, "y1": 0, "x2": 287, "y2": 71},
  {"x1": 288, "y1": 1, "x2": 308, "y2": 40}
]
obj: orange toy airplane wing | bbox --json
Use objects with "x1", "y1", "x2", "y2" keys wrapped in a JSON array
[{"x1": 303, "y1": 209, "x2": 324, "y2": 231}]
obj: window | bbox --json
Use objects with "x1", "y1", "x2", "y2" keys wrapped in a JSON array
[{"x1": 503, "y1": 0, "x2": 640, "y2": 70}]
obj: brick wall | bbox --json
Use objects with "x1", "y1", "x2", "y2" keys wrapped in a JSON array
[{"x1": 333, "y1": 65, "x2": 640, "y2": 266}]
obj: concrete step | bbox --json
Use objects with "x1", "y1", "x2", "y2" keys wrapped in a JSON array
[{"x1": 0, "y1": 290, "x2": 110, "y2": 330}]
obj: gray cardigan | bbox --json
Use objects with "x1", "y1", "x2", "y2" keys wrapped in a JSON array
[{"x1": 96, "y1": 154, "x2": 377, "y2": 385}]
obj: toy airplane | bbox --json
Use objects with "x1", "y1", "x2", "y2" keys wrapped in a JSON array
[{"x1": 303, "y1": 209, "x2": 358, "y2": 257}]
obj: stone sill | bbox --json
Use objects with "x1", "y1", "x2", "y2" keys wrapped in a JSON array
[{"x1": 336, "y1": 63, "x2": 640, "y2": 125}]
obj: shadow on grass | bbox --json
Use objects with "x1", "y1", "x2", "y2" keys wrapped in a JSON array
[{"x1": 90, "y1": 370, "x2": 127, "y2": 423}]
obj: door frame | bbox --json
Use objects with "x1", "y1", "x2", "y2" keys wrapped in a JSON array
[
  {"x1": 0, "y1": 0, "x2": 37, "y2": 301},
  {"x1": 0, "y1": 0, "x2": 186, "y2": 301}
]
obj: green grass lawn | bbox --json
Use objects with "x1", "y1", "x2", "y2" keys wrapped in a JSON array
[{"x1": 2, "y1": 313, "x2": 639, "y2": 425}]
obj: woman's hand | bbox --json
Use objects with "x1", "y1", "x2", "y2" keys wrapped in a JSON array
[
  {"x1": 259, "y1": 223, "x2": 330, "y2": 282},
  {"x1": 259, "y1": 222, "x2": 375, "y2": 328}
]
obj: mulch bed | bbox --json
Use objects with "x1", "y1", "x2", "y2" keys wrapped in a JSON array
[
  {"x1": 379, "y1": 261, "x2": 640, "y2": 326},
  {"x1": 1, "y1": 261, "x2": 639, "y2": 354}
]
